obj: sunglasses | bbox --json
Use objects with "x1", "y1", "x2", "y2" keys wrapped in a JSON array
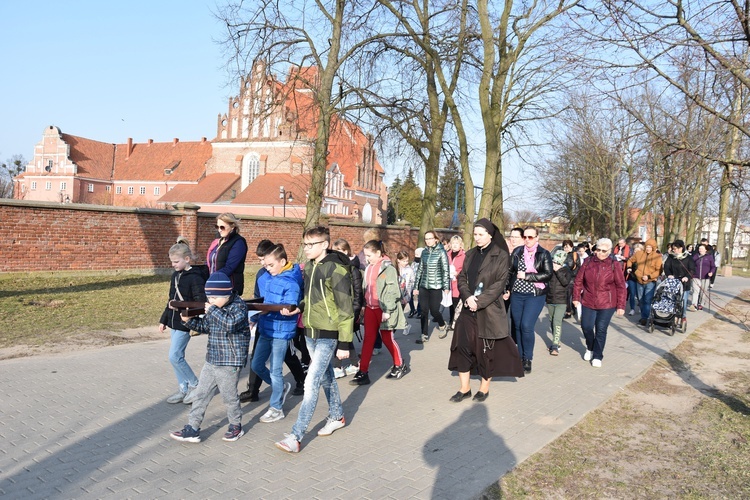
[
  {"x1": 523, "y1": 235, "x2": 537, "y2": 240},
  {"x1": 215, "y1": 224, "x2": 229, "y2": 230},
  {"x1": 595, "y1": 248, "x2": 611, "y2": 253}
]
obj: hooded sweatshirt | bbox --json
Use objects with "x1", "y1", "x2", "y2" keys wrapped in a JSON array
[{"x1": 626, "y1": 239, "x2": 663, "y2": 284}]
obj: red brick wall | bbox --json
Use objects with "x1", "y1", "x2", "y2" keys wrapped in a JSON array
[{"x1": 0, "y1": 200, "x2": 561, "y2": 273}]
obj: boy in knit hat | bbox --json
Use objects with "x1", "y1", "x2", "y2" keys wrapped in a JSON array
[{"x1": 170, "y1": 271, "x2": 252, "y2": 443}]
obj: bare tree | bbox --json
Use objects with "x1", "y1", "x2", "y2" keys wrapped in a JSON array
[
  {"x1": 1, "y1": 155, "x2": 25, "y2": 199},
  {"x1": 216, "y1": 0, "x2": 388, "y2": 232},
  {"x1": 575, "y1": 0, "x2": 750, "y2": 263},
  {"x1": 476, "y1": 0, "x2": 580, "y2": 228}
]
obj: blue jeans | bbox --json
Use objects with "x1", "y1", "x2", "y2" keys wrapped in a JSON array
[
  {"x1": 251, "y1": 335, "x2": 289, "y2": 410},
  {"x1": 580, "y1": 306, "x2": 616, "y2": 361},
  {"x1": 291, "y1": 337, "x2": 343, "y2": 442},
  {"x1": 169, "y1": 329, "x2": 198, "y2": 393},
  {"x1": 636, "y1": 282, "x2": 656, "y2": 320},
  {"x1": 627, "y1": 280, "x2": 638, "y2": 311},
  {"x1": 510, "y1": 292, "x2": 546, "y2": 361}
]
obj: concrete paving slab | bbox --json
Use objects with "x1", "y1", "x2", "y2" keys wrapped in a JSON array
[{"x1": 0, "y1": 277, "x2": 746, "y2": 499}]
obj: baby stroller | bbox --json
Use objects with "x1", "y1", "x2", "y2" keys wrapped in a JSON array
[{"x1": 649, "y1": 277, "x2": 686, "y2": 335}]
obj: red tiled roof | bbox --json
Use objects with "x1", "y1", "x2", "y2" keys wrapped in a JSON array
[
  {"x1": 159, "y1": 173, "x2": 240, "y2": 203},
  {"x1": 113, "y1": 139, "x2": 212, "y2": 181},
  {"x1": 60, "y1": 133, "x2": 116, "y2": 180},
  {"x1": 232, "y1": 173, "x2": 311, "y2": 205}
]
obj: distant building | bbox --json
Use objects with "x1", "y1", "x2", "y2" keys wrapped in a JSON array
[{"x1": 14, "y1": 63, "x2": 387, "y2": 223}]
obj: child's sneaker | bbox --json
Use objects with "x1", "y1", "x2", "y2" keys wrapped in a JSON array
[
  {"x1": 333, "y1": 367, "x2": 346, "y2": 379},
  {"x1": 549, "y1": 344, "x2": 559, "y2": 356},
  {"x1": 166, "y1": 391, "x2": 185, "y2": 404},
  {"x1": 372, "y1": 348, "x2": 381, "y2": 356},
  {"x1": 344, "y1": 364, "x2": 359, "y2": 376},
  {"x1": 348, "y1": 371, "x2": 370, "y2": 386},
  {"x1": 222, "y1": 424, "x2": 244, "y2": 442},
  {"x1": 317, "y1": 416, "x2": 346, "y2": 436},
  {"x1": 260, "y1": 407, "x2": 285, "y2": 423},
  {"x1": 391, "y1": 364, "x2": 410, "y2": 380},
  {"x1": 403, "y1": 324, "x2": 412, "y2": 335},
  {"x1": 170, "y1": 425, "x2": 201, "y2": 443},
  {"x1": 275, "y1": 433, "x2": 300, "y2": 453},
  {"x1": 182, "y1": 387, "x2": 199, "y2": 405}
]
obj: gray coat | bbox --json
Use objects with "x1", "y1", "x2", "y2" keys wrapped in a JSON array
[{"x1": 456, "y1": 243, "x2": 510, "y2": 340}]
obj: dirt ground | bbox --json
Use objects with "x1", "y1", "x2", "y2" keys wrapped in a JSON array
[{"x1": 496, "y1": 292, "x2": 750, "y2": 498}]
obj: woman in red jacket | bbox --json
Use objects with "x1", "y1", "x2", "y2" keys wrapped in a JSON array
[{"x1": 572, "y1": 238, "x2": 626, "y2": 368}]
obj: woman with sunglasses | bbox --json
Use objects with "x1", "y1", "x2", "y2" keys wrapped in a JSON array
[
  {"x1": 505, "y1": 227, "x2": 553, "y2": 374},
  {"x1": 572, "y1": 238, "x2": 626, "y2": 368},
  {"x1": 207, "y1": 213, "x2": 249, "y2": 296}
]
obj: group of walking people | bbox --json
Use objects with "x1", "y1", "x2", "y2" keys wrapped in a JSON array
[{"x1": 158, "y1": 211, "x2": 718, "y2": 452}]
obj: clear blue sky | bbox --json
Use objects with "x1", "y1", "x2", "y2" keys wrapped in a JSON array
[
  {"x1": 0, "y1": 0, "x2": 531, "y2": 213},
  {"x1": 0, "y1": 1, "x2": 230, "y2": 163}
]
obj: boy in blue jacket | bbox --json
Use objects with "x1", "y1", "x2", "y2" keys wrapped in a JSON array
[
  {"x1": 252, "y1": 244, "x2": 303, "y2": 423},
  {"x1": 170, "y1": 272, "x2": 251, "y2": 443}
]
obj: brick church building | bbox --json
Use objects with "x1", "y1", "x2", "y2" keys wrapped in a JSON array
[{"x1": 14, "y1": 63, "x2": 387, "y2": 223}]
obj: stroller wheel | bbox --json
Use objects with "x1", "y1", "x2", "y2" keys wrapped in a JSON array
[
  {"x1": 681, "y1": 320, "x2": 687, "y2": 333},
  {"x1": 670, "y1": 324, "x2": 675, "y2": 336},
  {"x1": 648, "y1": 321, "x2": 654, "y2": 333}
]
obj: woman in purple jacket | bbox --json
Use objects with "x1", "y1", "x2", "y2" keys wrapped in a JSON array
[
  {"x1": 692, "y1": 244, "x2": 716, "y2": 311},
  {"x1": 572, "y1": 238, "x2": 626, "y2": 368}
]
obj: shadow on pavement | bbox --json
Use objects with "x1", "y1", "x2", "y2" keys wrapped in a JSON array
[{"x1": 423, "y1": 404, "x2": 514, "y2": 500}]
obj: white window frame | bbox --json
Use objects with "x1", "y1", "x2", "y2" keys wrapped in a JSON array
[
  {"x1": 31, "y1": 181, "x2": 37, "y2": 190},
  {"x1": 88, "y1": 183, "x2": 94, "y2": 192},
  {"x1": 45, "y1": 181, "x2": 52, "y2": 190},
  {"x1": 154, "y1": 186, "x2": 160, "y2": 195},
  {"x1": 60, "y1": 181, "x2": 67, "y2": 191},
  {"x1": 127, "y1": 187, "x2": 134, "y2": 195},
  {"x1": 116, "y1": 186, "x2": 122, "y2": 194},
  {"x1": 139, "y1": 186, "x2": 146, "y2": 195}
]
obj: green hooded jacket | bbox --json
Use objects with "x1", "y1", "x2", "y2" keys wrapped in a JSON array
[{"x1": 300, "y1": 250, "x2": 354, "y2": 341}]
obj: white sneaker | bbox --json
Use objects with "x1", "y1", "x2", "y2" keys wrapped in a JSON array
[
  {"x1": 333, "y1": 367, "x2": 346, "y2": 379},
  {"x1": 275, "y1": 433, "x2": 300, "y2": 453},
  {"x1": 629, "y1": 309, "x2": 635, "y2": 316},
  {"x1": 583, "y1": 350, "x2": 593, "y2": 361},
  {"x1": 591, "y1": 359, "x2": 602, "y2": 368},
  {"x1": 317, "y1": 416, "x2": 346, "y2": 436},
  {"x1": 166, "y1": 391, "x2": 184, "y2": 404},
  {"x1": 260, "y1": 407, "x2": 285, "y2": 423},
  {"x1": 182, "y1": 387, "x2": 199, "y2": 404},
  {"x1": 344, "y1": 364, "x2": 359, "y2": 376},
  {"x1": 403, "y1": 324, "x2": 411, "y2": 335},
  {"x1": 281, "y1": 382, "x2": 292, "y2": 407}
]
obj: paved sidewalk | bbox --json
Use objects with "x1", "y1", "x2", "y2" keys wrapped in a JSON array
[{"x1": 1, "y1": 277, "x2": 746, "y2": 499}]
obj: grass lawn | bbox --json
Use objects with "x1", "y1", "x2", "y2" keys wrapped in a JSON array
[{"x1": 0, "y1": 267, "x2": 260, "y2": 350}]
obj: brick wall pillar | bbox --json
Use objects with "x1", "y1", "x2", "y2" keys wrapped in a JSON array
[{"x1": 173, "y1": 203, "x2": 201, "y2": 253}]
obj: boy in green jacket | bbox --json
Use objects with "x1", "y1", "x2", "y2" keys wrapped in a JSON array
[{"x1": 275, "y1": 226, "x2": 354, "y2": 453}]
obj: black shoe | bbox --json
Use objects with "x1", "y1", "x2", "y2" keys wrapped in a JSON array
[
  {"x1": 473, "y1": 391, "x2": 489, "y2": 402},
  {"x1": 564, "y1": 312, "x2": 572, "y2": 319},
  {"x1": 239, "y1": 390, "x2": 259, "y2": 403},
  {"x1": 638, "y1": 318, "x2": 647, "y2": 326},
  {"x1": 523, "y1": 359, "x2": 532, "y2": 373},
  {"x1": 349, "y1": 371, "x2": 370, "y2": 386},
  {"x1": 292, "y1": 382, "x2": 304, "y2": 396},
  {"x1": 449, "y1": 390, "x2": 472, "y2": 402},
  {"x1": 408, "y1": 311, "x2": 416, "y2": 318},
  {"x1": 416, "y1": 335, "x2": 429, "y2": 344},
  {"x1": 392, "y1": 364, "x2": 410, "y2": 380}
]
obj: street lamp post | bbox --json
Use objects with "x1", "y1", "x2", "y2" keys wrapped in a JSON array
[{"x1": 279, "y1": 185, "x2": 293, "y2": 217}]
